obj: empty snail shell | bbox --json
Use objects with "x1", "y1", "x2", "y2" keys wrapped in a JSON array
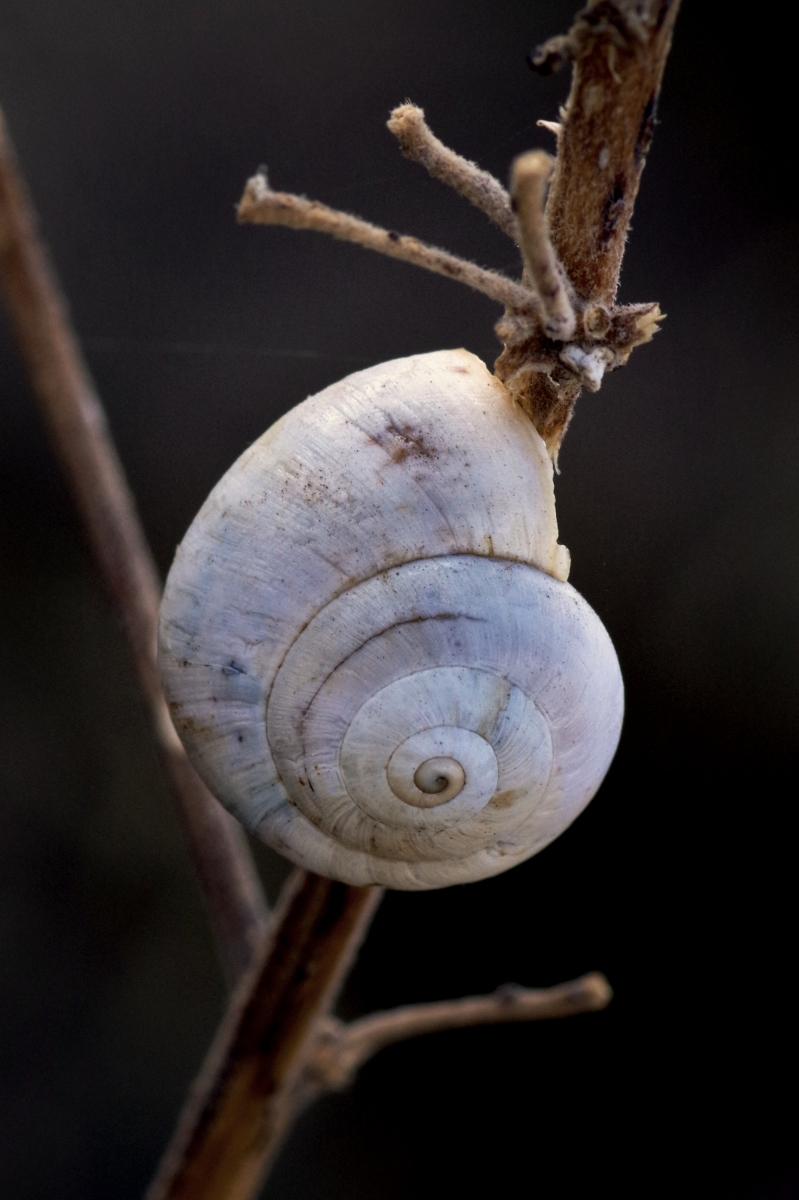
[{"x1": 158, "y1": 349, "x2": 623, "y2": 889}]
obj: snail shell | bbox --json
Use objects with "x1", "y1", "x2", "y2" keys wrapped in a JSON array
[{"x1": 159, "y1": 349, "x2": 623, "y2": 889}]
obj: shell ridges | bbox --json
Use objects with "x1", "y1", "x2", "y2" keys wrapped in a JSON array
[{"x1": 158, "y1": 351, "x2": 622, "y2": 890}]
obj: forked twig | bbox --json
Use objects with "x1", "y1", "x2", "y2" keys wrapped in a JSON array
[
  {"x1": 240, "y1": 0, "x2": 678, "y2": 458},
  {"x1": 0, "y1": 109, "x2": 269, "y2": 986},
  {"x1": 237, "y1": 172, "x2": 539, "y2": 315}
]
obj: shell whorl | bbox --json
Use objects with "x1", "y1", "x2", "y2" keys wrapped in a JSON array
[{"x1": 158, "y1": 349, "x2": 623, "y2": 890}]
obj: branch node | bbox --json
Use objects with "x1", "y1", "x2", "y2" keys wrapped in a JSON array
[{"x1": 583, "y1": 303, "x2": 612, "y2": 339}]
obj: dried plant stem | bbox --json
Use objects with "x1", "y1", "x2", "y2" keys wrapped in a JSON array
[
  {"x1": 308, "y1": 972, "x2": 612, "y2": 1090},
  {"x1": 497, "y1": 0, "x2": 681, "y2": 452},
  {"x1": 237, "y1": 174, "x2": 538, "y2": 315},
  {"x1": 510, "y1": 150, "x2": 576, "y2": 340},
  {"x1": 387, "y1": 103, "x2": 518, "y2": 240},
  {"x1": 0, "y1": 109, "x2": 269, "y2": 986},
  {"x1": 545, "y1": 0, "x2": 680, "y2": 306},
  {"x1": 145, "y1": 874, "x2": 383, "y2": 1200}
]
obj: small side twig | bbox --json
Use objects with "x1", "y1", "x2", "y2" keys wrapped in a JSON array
[
  {"x1": 387, "y1": 103, "x2": 518, "y2": 241},
  {"x1": 237, "y1": 172, "x2": 539, "y2": 316},
  {"x1": 0, "y1": 109, "x2": 270, "y2": 986},
  {"x1": 510, "y1": 151, "x2": 576, "y2": 340},
  {"x1": 308, "y1": 972, "x2": 612, "y2": 1091}
]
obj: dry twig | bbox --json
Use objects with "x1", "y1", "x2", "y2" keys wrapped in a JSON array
[
  {"x1": 510, "y1": 150, "x2": 576, "y2": 340},
  {"x1": 0, "y1": 109, "x2": 269, "y2": 985},
  {"x1": 308, "y1": 972, "x2": 612, "y2": 1091},
  {"x1": 238, "y1": 172, "x2": 539, "y2": 315},
  {"x1": 387, "y1": 103, "x2": 518, "y2": 240}
]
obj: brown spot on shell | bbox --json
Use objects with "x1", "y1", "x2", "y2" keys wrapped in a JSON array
[{"x1": 367, "y1": 421, "x2": 437, "y2": 464}]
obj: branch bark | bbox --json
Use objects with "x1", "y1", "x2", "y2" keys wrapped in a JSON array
[
  {"x1": 144, "y1": 874, "x2": 383, "y2": 1200},
  {"x1": 496, "y1": 0, "x2": 680, "y2": 454},
  {"x1": 0, "y1": 109, "x2": 269, "y2": 986}
]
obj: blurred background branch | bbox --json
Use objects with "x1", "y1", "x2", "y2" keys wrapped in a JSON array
[{"x1": 0, "y1": 109, "x2": 270, "y2": 987}]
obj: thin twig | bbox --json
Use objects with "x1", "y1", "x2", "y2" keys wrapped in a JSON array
[
  {"x1": 237, "y1": 172, "x2": 538, "y2": 315},
  {"x1": 145, "y1": 874, "x2": 383, "y2": 1200},
  {"x1": 387, "y1": 103, "x2": 518, "y2": 241},
  {"x1": 496, "y1": 0, "x2": 681, "y2": 454},
  {"x1": 510, "y1": 150, "x2": 576, "y2": 340},
  {"x1": 0, "y1": 108, "x2": 270, "y2": 986},
  {"x1": 308, "y1": 972, "x2": 613, "y2": 1090}
]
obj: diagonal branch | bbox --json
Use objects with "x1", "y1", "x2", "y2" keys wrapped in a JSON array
[
  {"x1": 308, "y1": 972, "x2": 612, "y2": 1091},
  {"x1": 387, "y1": 103, "x2": 518, "y2": 241},
  {"x1": 0, "y1": 108, "x2": 270, "y2": 986},
  {"x1": 237, "y1": 172, "x2": 538, "y2": 315},
  {"x1": 145, "y1": 874, "x2": 383, "y2": 1200}
]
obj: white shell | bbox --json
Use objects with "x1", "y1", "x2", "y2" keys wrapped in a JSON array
[{"x1": 159, "y1": 349, "x2": 623, "y2": 889}]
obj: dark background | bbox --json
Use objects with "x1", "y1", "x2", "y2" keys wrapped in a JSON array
[{"x1": 1, "y1": 2, "x2": 797, "y2": 1197}]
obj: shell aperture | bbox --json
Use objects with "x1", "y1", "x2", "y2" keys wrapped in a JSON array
[{"x1": 158, "y1": 350, "x2": 623, "y2": 889}]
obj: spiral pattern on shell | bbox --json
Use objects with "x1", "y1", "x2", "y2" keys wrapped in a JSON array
[{"x1": 159, "y1": 350, "x2": 623, "y2": 889}]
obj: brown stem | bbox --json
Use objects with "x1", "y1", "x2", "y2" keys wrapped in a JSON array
[
  {"x1": 308, "y1": 973, "x2": 612, "y2": 1090},
  {"x1": 497, "y1": 0, "x2": 680, "y2": 455},
  {"x1": 387, "y1": 103, "x2": 518, "y2": 241},
  {"x1": 144, "y1": 874, "x2": 383, "y2": 1200},
  {"x1": 0, "y1": 108, "x2": 269, "y2": 986},
  {"x1": 237, "y1": 173, "x2": 538, "y2": 315},
  {"x1": 546, "y1": 0, "x2": 681, "y2": 306},
  {"x1": 510, "y1": 151, "x2": 576, "y2": 340}
]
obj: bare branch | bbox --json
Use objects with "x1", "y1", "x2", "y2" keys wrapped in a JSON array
[
  {"x1": 510, "y1": 151, "x2": 576, "y2": 340},
  {"x1": 496, "y1": 0, "x2": 680, "y2": 456},
  {"x1": 0, "y1": 108, "x2": 270, "y2": 986},
  {"x1": 308, "y1": 973, "x2": 613, "y2": 1091},
  {"x1": 237, "y1": 172, "x2": 538, "y2": 315},
  {"x1": 387, "y1": 103, "x2": 518, "y2": 241},
  {"x1": 145, "y1": 874, "x2": 383, "y2": 1200},
  {"x1": 546, "y1": 0, "x2": 681, "y2": 306}
]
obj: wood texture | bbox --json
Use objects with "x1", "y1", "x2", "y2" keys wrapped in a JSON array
[{"x1": 145, "y1": 874, "x2": 383, "y2": 1200}]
